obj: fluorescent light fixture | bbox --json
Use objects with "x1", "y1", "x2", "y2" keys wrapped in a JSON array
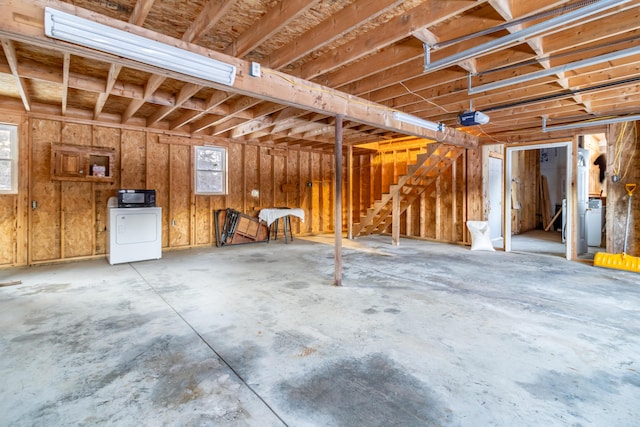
[
  {"x1": 393, "y1": 111, "x2": 444, "y2": 132},
  {"x1": 542, "y1": 114, "x2": 640, "y2": 132},
  {"x1": 424, "y1": 0, "x2": 630, "y2": 73},
  {"x1": 470, "y1": 45, "x2": 640, "y2": 95},
  {"x1": 44, "y1": 7, "x2": 236, "y2": 86}
]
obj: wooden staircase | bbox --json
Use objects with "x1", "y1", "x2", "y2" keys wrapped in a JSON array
[{"x1": 353, "y1": 143, "x2": 464, "y2": 237}]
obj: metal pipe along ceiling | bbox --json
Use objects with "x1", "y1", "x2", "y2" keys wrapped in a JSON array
[{"x1": 423, "y1": 0, "x2": 631, "y2": 73}]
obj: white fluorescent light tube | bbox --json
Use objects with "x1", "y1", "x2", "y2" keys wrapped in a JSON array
[
  {"x1": 44, "y1": 7, "x2": 236, "y2": 86},
  {"x1": 470, "y1": 45, "x2": 640, "y2": 95},
  {"x1": 542, "y1": 114, "x2": 640, "y2": 132},
  {"x1": 424, "y1": 0, "x2": 630, "y2": 73},
  {"x1": 393, "y1": 111, "x2": 443, "y2": 132}
]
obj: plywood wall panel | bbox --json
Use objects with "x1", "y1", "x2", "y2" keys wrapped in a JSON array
[
  {"x1": 227, "y1": 143, "x2": 243, "y2": 210},
  {"x1": 61, "y1": 181, "x2": 93, "y2": 258},
  {"x1": 454, "y1": 155, "x2": 464, "y2": 241},
  {"x1": 372, "y1": 153, "x2": 382, "y2": 201},
  {"x1": 0, "y1": 196, "x2": 16, "y2": 265},
  {"x1": 310, "y1": 152, "x2": 321, "y2": 232},
  {"x1": 93, "y1": 126, "x2": 121, "y2": 254},
  {"x1": 244, "y1": 145, "x2": 259, "y2": 211},
  {"x1": 120, "y1": 130, "x2": 146, "y2": 189},
  {"x1": 424, "y1": 187, "x2": 437, "y2": 239},
  {"x1": 466, "y1": 148, "x2": 483, "y2": 221},
  {"x1": 30, "y1": 119, "x2": 62, "y2": 262},
  {"x1": 606, "y1": 122, "x2": 640, "y2": 255},
  {"x1": 273, "y1": 154, "x2": 286, "y2": 207},
  {"x1": 147, "y1": 135, "x2": 170, "y2": 247},
  {"x1": 61, "y1": 122, "x2": 91, "y2": 147},
  {"x1": 283, "y1": 151, "x2": 301, "y2": 232},
  {"x1": 440, "y1": 167, "x2": 454, "y2": 241},
  {"x1": 382, "y1": 152, "x2": 393, "y2": 193},
  {"x1": 395, "y1": 150, "x2": 408, "y2": 183},
  {"x1": 321, "y1": 152, "x2": 333, "y2": 232},
  {"x1": 169, "y1": 144, "x2": 191, "y2": 247},
  {"x1": 260, "y1": 146, "x2": 274, "y2": 209},
  {"x1": 298, "y1": 150, "x2": 311, "y2": 233},
  {"x1": 194, "y1": 195, "x2": 211, "y2": 245}
]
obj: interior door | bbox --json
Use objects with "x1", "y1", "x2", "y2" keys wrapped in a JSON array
[{"x1": 488, "y1": 156, "x2": 503, "y2": 240}]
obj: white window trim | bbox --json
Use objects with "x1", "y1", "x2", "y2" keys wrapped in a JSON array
[
  {"x1": 194, "y1": 145, "x2": 228, "y2": 195},
  {"x1": 0, "y1": 123, "x2": 18, "y2": 194}
]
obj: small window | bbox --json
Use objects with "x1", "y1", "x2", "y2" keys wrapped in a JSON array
[
  {"x1": 194, "y1": 145, "x2": 227, "y2": 195},
  {"x1": 0, "y1": 124, "x2": 18, "y2": 194}
]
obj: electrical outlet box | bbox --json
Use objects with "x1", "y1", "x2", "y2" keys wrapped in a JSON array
[{"x1": 250, "y1": 62, "x2": 261, "y2": 77}]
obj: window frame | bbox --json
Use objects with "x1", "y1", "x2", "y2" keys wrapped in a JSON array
[
  {"x1": 0, "y1": 123, "x2": 18, "y2": 194},
  {"x1": 194, "y1": 145, "x2": 228, "y2": 195}
]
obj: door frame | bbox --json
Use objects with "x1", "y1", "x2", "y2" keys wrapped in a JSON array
[
  {"x1": 504, "y1": 141, "x2": 573, "y2": 260},
  {"x1": 488, "y1": 155, "x2": 503, "y2": 241}
]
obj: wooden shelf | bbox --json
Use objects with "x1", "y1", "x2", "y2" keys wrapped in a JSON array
[{"x1": 51, "y1": 143, "x2": 115, "y2": 182}]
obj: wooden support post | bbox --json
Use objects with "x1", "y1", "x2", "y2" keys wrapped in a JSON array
[
  {"x1": 392, "y1": 188, "x2": 400, "y2": 246},
  {"x1": 347, "y1": 144, "x2": 353, "y2": 240},
  {"x1": 334, "y1": 115, "x2": 343, "y2": 286}
]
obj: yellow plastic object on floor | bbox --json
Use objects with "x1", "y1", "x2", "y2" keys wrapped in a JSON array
[
  {"x1": 594, "y1": 183, "x2": 639, "y2": 273},
  {"x1": 594, "y1": 252, "x2": 640, "y2": 273}
]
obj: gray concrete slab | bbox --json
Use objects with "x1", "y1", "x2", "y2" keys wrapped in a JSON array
[{"x1": 1, "y1": 236, "x2": 639, "y2": 426}]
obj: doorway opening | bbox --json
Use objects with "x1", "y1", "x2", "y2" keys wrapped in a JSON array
[{"x1": 505, "y1": 142, "x2": 573, "y2": 260}]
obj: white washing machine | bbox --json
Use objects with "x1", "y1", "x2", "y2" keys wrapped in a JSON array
[{"x1": 107, "y1": 201, "x2": 162, "y2": 264}]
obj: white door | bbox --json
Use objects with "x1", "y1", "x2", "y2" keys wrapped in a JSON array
[{"x1": 488, "y1": 156, "x2": 503, "y2": 241}]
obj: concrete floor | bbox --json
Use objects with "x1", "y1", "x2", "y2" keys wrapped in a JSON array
[{"x1": 1, "y1": 235, "x2": 639, "y2": 426}]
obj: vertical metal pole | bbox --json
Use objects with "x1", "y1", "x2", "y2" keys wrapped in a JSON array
[
  {"x1": 347, "y1": 144, "x2": 353, "y2": 240},
  {"x1": 334, "y1": 115, "x2": 343, "y2": 286}
]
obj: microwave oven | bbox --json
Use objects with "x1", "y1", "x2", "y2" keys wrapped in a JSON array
[{"x1": 117, "y1": 189, "x2": 156, "y2": 208}]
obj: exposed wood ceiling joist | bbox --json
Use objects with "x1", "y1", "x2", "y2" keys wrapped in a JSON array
[{"x1": 0, "y1": 0, "x2": 639, "y2": 150}]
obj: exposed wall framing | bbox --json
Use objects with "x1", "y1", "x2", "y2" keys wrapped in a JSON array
[{"x1": 0, "y1": 111, "x2": 338, "y2": 267}]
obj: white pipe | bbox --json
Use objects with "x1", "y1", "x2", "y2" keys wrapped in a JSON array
[
  {"x1": 469, "y1": 45, "x2": 640, "y2": 94},
  {"x1": 424, "y1": 0, "x2": 630, "y2": 73},
  {"x1": 542, "y1": 114, "x2": 640, "y2": 132}
]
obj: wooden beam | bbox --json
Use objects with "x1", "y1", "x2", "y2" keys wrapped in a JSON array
[
  {"x1": 293, "y1": 0, "x2": 481, "y2": 80},
  {"x1": 224, "y1": 0, "x2": 318, "y2": 58},
  {"x1": 61, "y1": 52, "x2": 69, "y2": 115},
  {"x1": 0, "y1": 0, "x2": 477, "y2": 149},
  {"x1": 334, "y1": 114, "x2": 343, "y2": 286},
  {"x1": 94, "y1": 64, "x2": 122, "y2": 119},
  {"x1": 146, "y1": 82, "x2": 202, "y2": 126},
  {"x1": 182, "y1": 0, "x2": 236, "y2": 43},
  {"x1": 1, "y1": 38, "x2": 31, "y2": 111},
  {"x1": 268, "y1": 0, "x2": 404, "y2": 70}
]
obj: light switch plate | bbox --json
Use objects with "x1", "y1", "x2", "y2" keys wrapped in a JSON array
[{"x1": 250, "y1": 62, "x2": 261, "y2": 77}]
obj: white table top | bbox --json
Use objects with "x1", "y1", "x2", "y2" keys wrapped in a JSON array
[{"x1": 258, "y1": 208, "x2": 305, "y2": 226}]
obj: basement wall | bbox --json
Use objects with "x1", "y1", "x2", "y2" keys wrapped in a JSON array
[{"x1": 0, "y1": 113, "x2": 336, "y2": 267}]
